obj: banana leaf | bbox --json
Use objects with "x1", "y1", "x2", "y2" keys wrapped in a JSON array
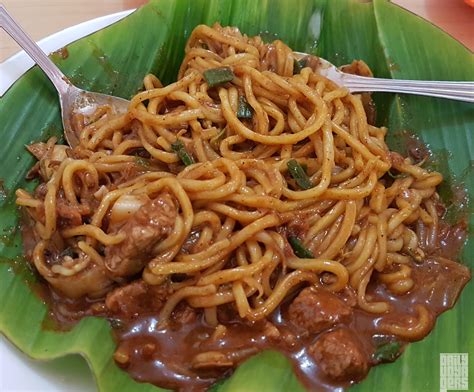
[{"x1": 0, "y1": 0, "x2": 472, "y2": 391}]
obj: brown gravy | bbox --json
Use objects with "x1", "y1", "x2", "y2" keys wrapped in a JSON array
[
  {"x1": 18, "y1": 205, "x2": 471, "y2": 391},
  {"x1": 109, "y1": 255, "x2": 469, "y2": 391}
]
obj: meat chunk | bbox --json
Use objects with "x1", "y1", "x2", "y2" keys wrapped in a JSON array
[
  {"x1": 56, "y1": 197, "x2": 91, "y2": 226},
  {"x1": 287, "y1": 287, "x2": 353, "y2": 334},
  {"x1": 46, "y1": 262, "x2": 112, "y2": 299},
  {"x1": 172, "y1": 302, "x2": 198, "y2": 325},
  {"x1": 106, "y1": 280, "x2": 171, "y2": 318},
  {"x1": 104, "y1": 193, "x2": 177, "y2": 277},
  {"x1": 309, "y1": 328, "x2": 369, "y2": 381}
]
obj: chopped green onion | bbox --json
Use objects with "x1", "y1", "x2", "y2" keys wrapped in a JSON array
[
  {"x1": 171, "y1": 141, "x2": 195, "y2": 166},
  {"x1": 287, "y1": 159, "x2": 313, "y2": 190},
  {"x1": 387, "y1": 169, "x2": 407, "y2": 179},
  {"x1": 210, "y1": 128, "x2": 227, "y2": 150},
  {"x1": 373, "y1": 341, "x2": 402, "y2": 362},
  {"x1": 293, "y1": 57, "x2": 308, "y2": 74},
  {"x1": 288, "y1": 236, "x2": 314, "y2": 258},
  {"x1": 237, "y1": 96, "x2": 253, "y2": 119},
  {"x1": 134, "y1": 156, "x2": 150, "y2": 169},
  {"x1": 259, "y1": 31, "x2": 279, "y2": 44},
  {"x1": 109, "y1": 318, "x2": 124, "y2": 330},
  {"x1": 203, "y1": 67, "x2": 235, "y2": 87}
]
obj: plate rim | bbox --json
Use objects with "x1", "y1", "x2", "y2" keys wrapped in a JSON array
[{"x1": 0, "y1": 9, "x2": 135, "y2": 96}]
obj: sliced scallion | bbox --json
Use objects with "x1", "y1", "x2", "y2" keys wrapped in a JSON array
[
  {"x1": 134, "y1": 156, "x2": 150, "y2": 169},
  {"x1": 171, "y1": 141, "x2": 195, "y2": 166},
  {"x1": 387, "y1": 169, "x2": 407, "y2": 179},
  {"x1": 287, "y1": 159, "x2": 313, "y2": 190},
  {"x1": 288, "y1": 236, "x2": 314, "y2": 258},
  {"x1": 373, "y1": 341, "x2": 402, "y2": 362},
  {"x1": 237, "y1": 96, "x2": 253, "y2": 119},
  {"x1": 210, "y1": 128, "x2": 227, "y2": 150},
  {"x1": 293, "y1": 57, "x2": 308, "y2": 74},
  {"x1": 203, "y1": 67, "x2": 235, "y2": 87},
  {"x1": 109, "y1": 318, "x2": 124, "y2": 330}
]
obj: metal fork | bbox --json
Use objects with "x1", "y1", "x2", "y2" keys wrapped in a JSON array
[{"x1": 295, "y1": 53, "x2": 474, "y2": 103}]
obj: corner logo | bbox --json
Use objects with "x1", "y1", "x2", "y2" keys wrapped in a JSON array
[{"x1": 440, "y1": 353, "x2": 468, "y2": 392}]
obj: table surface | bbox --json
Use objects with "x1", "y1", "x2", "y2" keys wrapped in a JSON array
[{"x1": 1, "y1": 0, "x2": 473, "y2": 63}]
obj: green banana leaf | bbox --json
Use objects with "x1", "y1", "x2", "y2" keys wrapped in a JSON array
[{"x1": 0, "y1": 0, "x2": 472, "y2": 391}]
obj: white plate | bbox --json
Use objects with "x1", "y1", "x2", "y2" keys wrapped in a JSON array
[
  {"x1": 0, "y1": 10, "x2": 134, "y2": 392},
  {"x1": 0, "y1": 10, "x2": 134, "y2": 96}
]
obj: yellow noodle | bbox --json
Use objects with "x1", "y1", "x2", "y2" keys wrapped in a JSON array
[{"x1": 15, "y1": 23, "x2": 449, "y2": 334}]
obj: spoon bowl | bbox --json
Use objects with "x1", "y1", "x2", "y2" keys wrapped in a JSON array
[{"x1": 60, "y1": 84, "x2": 130, "y2": 147}]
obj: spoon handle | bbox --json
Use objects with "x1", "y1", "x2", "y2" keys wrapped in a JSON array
[
  {"x1": 343, "y1": 74, "x2": 474, "y2": 103},
  {"x1": 0, "y1": 5, "x2": 70, "y2": 95}
]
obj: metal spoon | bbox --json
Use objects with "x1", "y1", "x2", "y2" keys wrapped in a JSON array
[
  {"x1": 0, "y1": 5, "x2": 130, "y2": 147},
  {"x1": 1, "y1": 6, "x2": 472, "y2": 149}
]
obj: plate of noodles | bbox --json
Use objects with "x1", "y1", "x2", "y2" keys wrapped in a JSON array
[{"x1": 0, "y1": 1, "x2": 472, "y2": 392}]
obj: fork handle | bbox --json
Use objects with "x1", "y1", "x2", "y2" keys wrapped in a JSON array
[
  {"x1": 343, "y1": 74, "x2": 474, "y2": 103},
  {"x1": 0, "y1": 5, "x2": 70, "y2": 95}
]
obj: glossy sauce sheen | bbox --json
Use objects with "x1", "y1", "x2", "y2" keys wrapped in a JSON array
[
  {"x1": 25, "y1": 219, "x2": 469, "y2": 391},
  {"x1": 112, "y1": 255, "x2": 469, "y2": 391}
]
